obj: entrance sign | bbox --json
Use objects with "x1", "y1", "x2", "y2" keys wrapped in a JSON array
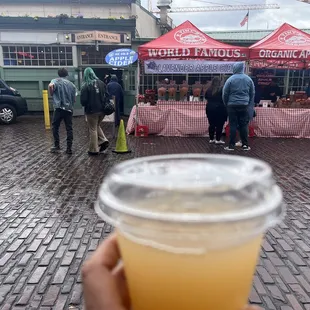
[
  {"x1": 144, "y1": 59, "x2": 237, "y2": 74},
  {"x1": 76, "y1": 31, "x2": 96, "y2": 42},
  {"x1": 105, "y1": 49, "x2": 138, "y2": 67},
  {"x1": 76, "y1": 31, "x2": 121, "y2": 43}
]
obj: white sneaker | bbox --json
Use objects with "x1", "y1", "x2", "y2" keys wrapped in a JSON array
[
  {"x1": 209, "y1": 140, "x2": 215, "y2": 144},
  {"x1": 235, "y1": 141, "x2": 242, "y2": 147},
  {"x1": 224, "y1": 146, "x2": 235, "y2": 151},
  {"x1": 242, "y1": 145, "x2": 251, "y2": 151},
  {"x1": 215, "y1": 140, "x2": 225, "y2": 145}
]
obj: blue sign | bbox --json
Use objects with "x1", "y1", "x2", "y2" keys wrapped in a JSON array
[{"x1": 105, "y1": 48, "x2": 138, "y2": 67}]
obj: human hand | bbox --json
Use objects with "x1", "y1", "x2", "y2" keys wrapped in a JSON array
[
  {"x1": 82, "y1": 234, "x2": 264, "y2": 310},
  {"x1": 82, "y1": 233, "x2": 130, "y2": 310}
]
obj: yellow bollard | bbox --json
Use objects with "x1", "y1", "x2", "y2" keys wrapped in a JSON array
[{"x1": 42, "y1": 90, "x2": 51, "y2": 130}]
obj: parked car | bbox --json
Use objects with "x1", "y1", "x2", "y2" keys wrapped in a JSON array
[{"x1": 0, "y1": 79, "x2": 28, "y2": 124}]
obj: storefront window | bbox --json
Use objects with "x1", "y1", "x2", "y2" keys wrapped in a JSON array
[
  {"x1": 80, "y1": 45, "x2": 120, "y2": 65},
  {"x1": 129, "y1": 70, "x2": 136, "y2": 91},
  {"x1": 289, "y1": 70, "x2": 310, "y2": 91},
  {"x1": 2, "y1": 45, "x2": 73, "y2": 67}
]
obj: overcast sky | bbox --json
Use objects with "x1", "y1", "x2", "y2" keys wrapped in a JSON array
[{"x1": 141, "y1": 0, "x2": 310, "y2": 31}]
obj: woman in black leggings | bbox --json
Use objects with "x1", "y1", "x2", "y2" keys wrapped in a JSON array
[{"x1": 205, "y1": 77, "x2": 227, "y2": 144}]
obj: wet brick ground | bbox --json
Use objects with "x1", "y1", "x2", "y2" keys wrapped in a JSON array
[{"x1": 1, "y1": 115, "x2": 310, "y2": 309}]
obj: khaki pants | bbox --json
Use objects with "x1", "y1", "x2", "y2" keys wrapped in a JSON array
[{"x1": 86, "y1": 113, "x2": 108, "y2": 153}]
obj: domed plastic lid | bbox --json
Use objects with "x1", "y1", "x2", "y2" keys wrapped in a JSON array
[{"x1": 97, "y1": 154, "x2": 284, "y2": 224}]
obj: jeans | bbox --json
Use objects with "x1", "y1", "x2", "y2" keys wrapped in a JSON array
[
  {"x1": 227, "y1": 105, "x2": 249, "y2": 148},
  {"x1": 86, "y1": 113, "x2": 109, "y2": 153},
  {"x1": 114, "y1": 98, "x2": 121, "y2": 127},
  {"x1": 52, "y1": 108, "x2": 73, "y2": 149},
  {"x1": 206, "y1": 108, "x2": 226, "y2": 141}
]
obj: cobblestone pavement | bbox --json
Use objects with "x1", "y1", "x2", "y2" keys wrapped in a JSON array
[{"x1": 1, "y1": 116, "x2": 310, "y2": 309}]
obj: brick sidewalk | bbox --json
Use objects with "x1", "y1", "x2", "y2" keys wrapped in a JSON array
[{"x1": 1, "y1": 116, "x2": 310, "y2": 309}]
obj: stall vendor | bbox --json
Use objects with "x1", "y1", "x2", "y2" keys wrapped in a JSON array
[{"x1": 263, "y1": 78, "x2": 282, "y2": 103}]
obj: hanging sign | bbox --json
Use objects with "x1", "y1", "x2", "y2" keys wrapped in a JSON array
[
  {"x1": 105, "y1": 48, "x2": 138, "y2": 67},
  {"x1": 144, "y1": 59, "x2": 238, "y2": 74},
  {"x1": 76, "y1": 31, "x2": 121, "y2": 43}
]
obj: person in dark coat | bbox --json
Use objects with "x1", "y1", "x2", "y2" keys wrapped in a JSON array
[
  {"x1": 205, "y1": 77, "x2": 227, "y2": 144},
  {"x1": 263, "y1": 78, "x2": 282, "y2": 103},
  {"x1": 107, "y1": 75, "x2": 124, "y2": 127}
]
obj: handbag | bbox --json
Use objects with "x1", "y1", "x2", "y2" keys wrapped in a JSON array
[
  {"x1": 102, "y1": 91, "x2": 115, "y2": 116},
  {"x1": 103, "y1": 96, "x2": 115, "y2": 115}
]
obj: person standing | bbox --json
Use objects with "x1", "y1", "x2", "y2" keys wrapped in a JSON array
[
  {"x1": 81, "y1": 67, "x2": 109, "y2": 156},
  {"x1": 222, "y1": 62, "x2": 255, "y2": 151},
  {"x1": 107, "y1": 75, "x2": 124, "y2": 127},
  {"x1": 205, "y1": 77, "x2": 227, "y2": 144},
  {"x1": 49, "y1": 68, "x2": 76, "y2": 154},
  {"x1": 263, "y1": 78, "x2": 282, "y2": 103}
]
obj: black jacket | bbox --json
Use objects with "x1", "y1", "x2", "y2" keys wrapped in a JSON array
[
  {"x1": 205, "y1": 88, "x2": 227, "y2": 121},
  {"x1": 263, "y1": 84, "x2": 282, "y2": 103},
  {"x1": 81, "y1": 79, "x2": 106, "y2": 114}
]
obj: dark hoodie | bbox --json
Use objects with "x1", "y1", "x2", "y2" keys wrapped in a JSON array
[
  {"x1": 222, "y1": 62, "x2": 255, "y2": 108},
  {"x1": 107, "y1": 75, "x2": 124, "y2": 102}
]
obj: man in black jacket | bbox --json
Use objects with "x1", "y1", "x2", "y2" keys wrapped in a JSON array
[
  {"x1": 107, "y1": 75, "x2": 124, "y2": 127},
  {"x1": 263, "y1": 78, "x2": 282, "y2": 103}
]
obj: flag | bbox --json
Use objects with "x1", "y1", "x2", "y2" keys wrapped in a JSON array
[{"x1": 240, "y1": 12, "x2": 249, "y2": 27}]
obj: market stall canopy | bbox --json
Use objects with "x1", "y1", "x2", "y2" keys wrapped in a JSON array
[
  {"x1": 249, "y1": 23, "x2": 310, "y2": 69},
  {"x1": 138, "y1": 20, "x2": 249, "y2": 60}
]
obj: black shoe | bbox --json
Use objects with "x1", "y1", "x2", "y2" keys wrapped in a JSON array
[
  {"x1": 242, "y1": 145, "x2": 251, "y2": 151},
  {"x1": 88, "y1": 151, "x2": 99, "y2": 156},
  {"x1": 66, "y1": 149, "x2": 73, "y2": 155},
  {"x1": 51, "y1": 146, "x2": 60, "y2": 153},
  {"x1": 99, "y1": 141, "x2": 110, "y2": 153}
]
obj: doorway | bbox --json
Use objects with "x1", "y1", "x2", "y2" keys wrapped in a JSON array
[
  {"x1": 92, "y1": 68, "x2": 124, "y2": 115},
  {"x1": 92, "y1": 68, "x2": 123, "y2": 87}
]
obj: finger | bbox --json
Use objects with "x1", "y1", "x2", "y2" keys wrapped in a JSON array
[
  {"x1": 90, "y1": 233, "x2": 121, "y2": 271},
  {"x1": 82, "y1": 234, "x2": 125, "y2": 310},
  {"x1": 113, "y1": 263, "x2": 131, "y2": 309}
]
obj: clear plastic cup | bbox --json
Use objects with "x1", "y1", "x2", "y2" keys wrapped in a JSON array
[{"x1": 96, "y1": 154, "x2": 284, "y2": 310}]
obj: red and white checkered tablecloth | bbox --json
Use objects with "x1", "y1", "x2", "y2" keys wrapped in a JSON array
[
  {"x1": 126, "y1": 102, "x2": 310, "y2": 139},
  {"x1": 252, "y1": 108, "x2": 310, "y2": 138},
  {"x1": 126, "y1": 101, "x2": 209, "y2": 137}
]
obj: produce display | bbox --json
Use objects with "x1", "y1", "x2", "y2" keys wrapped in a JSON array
[{"x1": 278, "y1": 92, "x2": 310, "y2": 108}]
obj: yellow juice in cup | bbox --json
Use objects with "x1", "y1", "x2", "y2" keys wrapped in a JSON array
[
  {"x1": 96, "y1": 154, "x2": 284, "y2": 310},
  {"x1": 118, "y1": 231, "x2": 262, "y2": 310}
]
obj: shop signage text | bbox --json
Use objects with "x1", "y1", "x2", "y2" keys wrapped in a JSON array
[
  {"x1": 105, "y1": 48, "x2": 138, "y2": 67},
  {"x1": 146, "y1": 48, "x2": 245, "y2": 59},
  {"x1": 76, "y1": 31, "x2": 121, "y2": 43},
  {"x1": 250, "y1": 60, "x2": 309, "y2": 70},
  {"x1": 144, "y1": 59, "x2": 238, "y2": 74},
  {"x1": 258, "y1": 49, "x2": 310, "y2": 59}
]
